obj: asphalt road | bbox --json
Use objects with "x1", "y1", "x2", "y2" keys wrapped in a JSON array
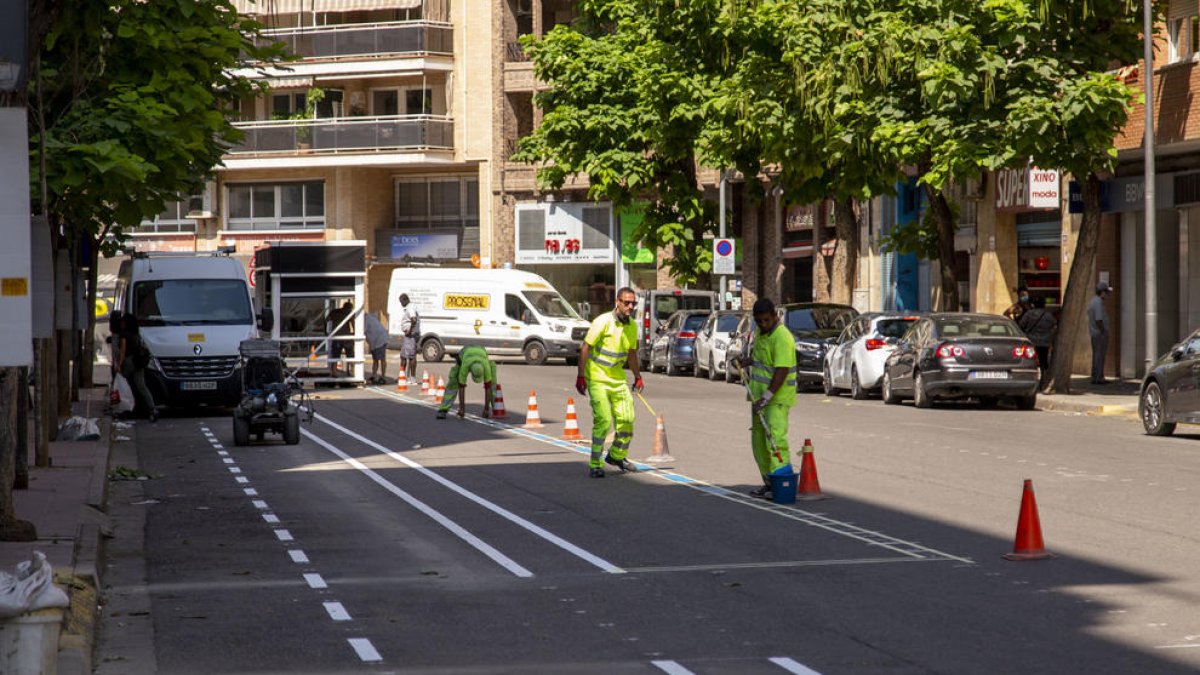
[{"x1": 100, "y1": 358, "x2": 1200, "y2": 674}]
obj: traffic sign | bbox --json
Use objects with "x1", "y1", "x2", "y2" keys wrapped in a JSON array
[{"x1": 713, "y1": 238, "x2": 735, "y2": 275}]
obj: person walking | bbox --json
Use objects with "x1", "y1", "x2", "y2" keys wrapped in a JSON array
[
  {"x1": 741, "y1": 298, "x2": 797, "y2": 499},
  {"x1": 436, "y1": 345, "x2": 496, "y2": 419},
  {"x1": 576, "y1": 286, "x2": 643, "y2": 478},
  {"x1": 1088, "y1": 282, "x2": 1113, "y2": 384},
  {"x1": 117, "y1": 313, "x2": 159, "y2": 422},
  {"x1": 398, "y1": 294, "x2": 420, "y2": 381},
  {"x1": 363, "y1": 311, "x2": 390, "y2": 385},
  {"x1": 1016, "y1": 297, "x2": 1057, "y2": 387}
]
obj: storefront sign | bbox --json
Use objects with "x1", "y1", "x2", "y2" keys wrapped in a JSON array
[
  {"x1": 391, "y1": 233, "x2": 458, "y2": 261},
  {"x1": 515, "y1": 203, "x2": 616, "y2": 265},
  {"x1": 786, "y1": 203, "x2": 818, "y2": 232},
  {"x1": 996, "y1": 167, "x2": 1061, "y2": 213},
  {"x1": 1068, "y1": 174, "x2": 1175, "y2": 213}
]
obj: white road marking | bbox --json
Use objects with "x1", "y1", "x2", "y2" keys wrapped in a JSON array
[
  {"x1": 243, "y1": 488, "x2": 258, "y2": 496},
  {"x1": 304, "y1": 573, "x2": 327, "y2": 589},
  {"x1": 309, "y1": 414, "x2": 624, "y2": 574},
  {"x1": 217, "y1": 450, "x2": 229, "y2": 456},
  {"x1": 228, "y1": 467, "x2": 242, "y2": 474},
  {"x1": 252, "y1": 500, "x2": 269, "y2": 510},
  {"x1": 212, "y1": 444, "x2": 224, "y2": 449},
  {"x1": 263, "y1": 514, "x2": 281, "y2": 524},
  {"x1": 770, "y1": 656, "x2": 824, "y2": 674},
  {"x1": 1155, "y1": 644, "x2": 1200, "y2": 649},
  {"x1": 626, "y1": 557, "x2": 939, "y2": 573},
  {"x1": 223, "y1": 458, "x2": 234, "y2": 464},
  {"x1": 651, "y1": 661, "x2": 694, "y2": 675},
  {"x1": 301, "y1": 428, "x2": 534, "y2": 578},
  {"x1": 348, "y1": 638, "x2": 382, "y2": 662},
  {"x1": 323, "y1": 601, "x2": 352, "y2": 621},
  {"x1": 289, "y1": 549, "x2": 309, "y2": 564},
  {"x1": 235, "y1": 477, "x2": 249, "y2": 484},
  {"x1": 274, "y1": 529, "x2": 294, "y2": 542}
]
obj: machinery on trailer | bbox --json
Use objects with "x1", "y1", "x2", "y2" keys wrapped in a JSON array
[{"x1": 231, "y1": 338, "x2": 311, "y2": 446}]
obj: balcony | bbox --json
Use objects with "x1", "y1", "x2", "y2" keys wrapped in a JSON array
[
  {"x1": 229, "y1": 116, "x2": 454, "y2": 155},
  {"x1": 251, "y1": 22, "x2": 453, "y2": 60}
]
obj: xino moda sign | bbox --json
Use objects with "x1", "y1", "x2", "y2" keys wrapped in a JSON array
[
  {"x1": 443, "y1": 294, "x2": 489, "y2": 310},
  {"x1": 995, "y1": 166, "x2": 1061, "y2": 213}
]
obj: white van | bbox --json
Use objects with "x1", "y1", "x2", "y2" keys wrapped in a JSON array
[
  {"x1": 387, "y1": 268, "x2": 590, "y2": 365},
  {"x1": 114, "y1": 252, "x2": 266, "y2": 408}
]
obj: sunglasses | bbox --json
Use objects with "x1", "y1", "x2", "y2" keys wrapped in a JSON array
[{"x1": 619, "y1": 300, "x2": 637, "y2": 307}]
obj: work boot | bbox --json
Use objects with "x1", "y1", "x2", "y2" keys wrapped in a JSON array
[
  {"x1": 749, "y1": 485, "x2": 773, "y2": 499},
  {"x1": 605, "y1": 457, "x2": 637, "y2": 473},
  {"x1": 436, "y1": 410, "x2": 447, "y2": 420},
  {"x1": 589, "y1": 467, "x2": 605, "y2": 478}
]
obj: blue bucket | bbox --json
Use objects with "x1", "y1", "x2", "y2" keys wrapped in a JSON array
[{"x1": 769, "y1": 472, "x2": 798, "y2": 504}]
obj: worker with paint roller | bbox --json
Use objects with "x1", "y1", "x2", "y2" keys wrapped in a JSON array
[
  {"x1": 739, "y1": 298, "x2": 797, "y2": 500},
  {"x1": 436, "y1": 345, "x2": 497, "y2": 419},
  {"x1": 576, "y1": 286, "x2": 643, "y2": 478}
]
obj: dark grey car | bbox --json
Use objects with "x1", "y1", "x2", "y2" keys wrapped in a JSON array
[
  {"x1": 881, "y1": 313, "x2": 1040, "y2": 409},
  {"x1": 1139, "y1": 330, "x2": 1200, "y2": 436}
]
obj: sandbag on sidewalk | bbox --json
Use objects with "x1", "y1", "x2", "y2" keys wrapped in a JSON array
[
  {"x1": 0, "y1": 552, "x2": 69, "y2": 619},
  {"x1": 56, "y1": 415, "x2": 101, "y2": 442}
]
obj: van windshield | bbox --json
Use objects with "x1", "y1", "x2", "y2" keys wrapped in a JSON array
[
  {"x1": 522, "y1": 291, "x2": 581, "y2": 319},
  {"x1": 134, "y1": 279, "x2": 253, "y2": 327},
  {"x1": 654, "y1": 294, "x2": 713, "y2": 322}
]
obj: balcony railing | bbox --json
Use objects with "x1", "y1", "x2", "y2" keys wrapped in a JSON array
[
  {"x1": 253, "y1": 22, "x2": 453, "y2": 59},
  {"x1": 229, "y1": 116, "x2": 454, "y2": 154}
]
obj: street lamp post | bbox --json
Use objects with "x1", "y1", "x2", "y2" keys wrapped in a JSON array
[{"x1": 1143, "y1": 0, "x2": 1157, "y2": 371}]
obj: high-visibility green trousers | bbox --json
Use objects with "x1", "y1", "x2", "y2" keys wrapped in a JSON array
[
  {"x1": 587, "y1": 380, "x2": 634, "y2": 469},
  {"x1": 751, "y1": 403, "x2": 791, "y2": 476},
  {"x1": 438, "y1": 361, "x2": 496, "y2": 413}
]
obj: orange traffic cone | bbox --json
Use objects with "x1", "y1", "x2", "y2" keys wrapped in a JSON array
[
  {"x1": 561, "y1": 398, "x2": 583, "y2": 440},
  {"x1": 523, "y1": 390, "x2": 544, "y2": 428},
  {"x1": 796, "y1": 438, "x2": 827, "y2": 501},
  {"x1": 492, "y1": 384, "x2": 508, "y2": 419},
  {"x1": 307, "y1": 345, "x2": 317, "y2": 366},
  {"x1": 645, "y1": 413, "x2": 675, "y2": 463},
  {"x1": 396, "y1": 369, "x2": 408, "y2": 393},
  {"x1": 420, "y1": 371, "x2": 430, "y2": 397},
  {"x1": 1003, "y1": 479, "x2": 1054, "y2": 561},
  {"x1": 435, "y1": 377, "x2": 446, "y2": 405}
]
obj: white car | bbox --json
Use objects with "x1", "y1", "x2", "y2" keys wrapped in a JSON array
[
  {"x1": 693, "y1": 310, "x2": 747, "y2": 381},
  {"x1": 823, "y1": 312, "x2": 921, "y2": 399}
]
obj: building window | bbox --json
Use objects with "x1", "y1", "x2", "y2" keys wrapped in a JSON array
[
  {"x1": 371, "y1": 87, "x2": 435, "y2": 116},
  {"x1": 138, "y1": 198, "x2": 198, "y2": 234},
  {"x1": 395, "y1": 177, "x2": 479, "y2": 228},
  {"x1": 1169, "y1": 12, "x2": 1199, "y2": 63},
  {"x1": 227, "y1": 181, "x2": 325, "y2": 231}
]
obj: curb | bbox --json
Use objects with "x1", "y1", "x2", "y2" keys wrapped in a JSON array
[{"x1": 1038, "y1": 398, "x2": 1140, "y2": 419}]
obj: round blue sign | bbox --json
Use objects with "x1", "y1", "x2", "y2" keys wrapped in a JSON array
[{"x1": 715, "y1": 240, "x2": 733, "y2": 256}]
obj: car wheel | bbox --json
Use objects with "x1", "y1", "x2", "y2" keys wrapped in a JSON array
[
  {"x1": 694, "y1": 354, "x2": 706, "y2": 378},
  {"x1": 1140, "y1": 381, "x2": 1176, "y2": 436},
  {"x1": 421, "y1": 338, "x2": 445, "y2": 363},
  {"x1": 1015, "y1": 393, "x2": 1037, "y2": 411},
  {"x1": 913, "y1": 371, "x2": 933, "y2": 409},
  {"x1": 709, "y1": 356, "x2": 720, "y2": 381},
  {"x1": 822, "y1": 366, "x2": 839, "y2": 397},
  {"x1": 523, "y1": 340, "x2": 548, "y2": 366},
  {"x1": 232, "y1": 415, "x2": 250, "y2": 446},
  {"x1": 725, "y1": 358, "x2": 736, "y2": 383},
  {"x1": 850, "y1": 366, "x2": 868, "y2": 400},
  {"x1": 882, "y1": 371, "x2": 900, "y2": 405},
  {"x1": 283, "y1": 412, "x2": 300, "y2": 445}
]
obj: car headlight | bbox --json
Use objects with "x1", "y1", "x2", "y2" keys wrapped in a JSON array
[
  {"x1": 797, "y1": 341, "x2": 821, "y2": 353},
  {"x1": 551, "y1": 323, "x2": 567, "y2": 333},
  {"x1": 147, "y1": 356, "x2": 163, "y2": 372},
  {"x1": 715, "y1": 340, "x2": 727, "y2": 349}
]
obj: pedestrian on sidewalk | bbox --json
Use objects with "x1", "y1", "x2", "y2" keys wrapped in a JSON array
[
  {"x1": 740, "y1": 298, "x2": 797, "y2": 500},
  {"x1": 1017, "y1": 297, "x2": 1057, "y2": 387},
  {"x1": 363, "y1": 311, "x2": 390, "y2": 385},
  {"x1": 117, "y1": 313, "x2": 159, "y2": 422},
  {"x1": 436, "y1": 345, "x2": 496, "y2": 419},
  {"x1": 398, "y1": 293, "x2": 420, "y2": 381},
  {"x1": 1088, "y1": 282, "x2": 1113, "y2": 384},
  {"x1": 576, "y1": 286, "x2": 643, "y2": 478}
]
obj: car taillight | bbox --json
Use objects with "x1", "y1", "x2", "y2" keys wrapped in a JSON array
[
  {"x1": 936, "y1": 343, "x2": 965, "y2": 359},
  {"x1": 1013, "y1": 345, "x2": 1037, "y2": 359},
  {"x1": 865, "y1": 338, "x2": 886, "y2": 350},
  {"x1": 678, "y1": 331, "x2": 696, "y2": 339}
]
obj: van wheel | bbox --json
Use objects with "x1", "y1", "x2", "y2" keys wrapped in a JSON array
[
  {"x1": 232, "y1": 415, "x2": 250, "y2": 446},
  {"x1": 565, "y1": 356, "x2": 579, "y2": 367},
  {"x1": 421, "y1": 338, "x2": 445, "y2": 362},
  {"x1": 283, "y1": 413, "x2": 300, "y2": 445},
  {"x1": 523, "y1": 341, "x2": 547, "y2": 365}
]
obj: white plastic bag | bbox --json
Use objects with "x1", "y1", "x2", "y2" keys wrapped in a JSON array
[
  {"x1": 0, "y1": 552, "x2": 70, "y2": 619},
  {"x1": 112, "y1": 373, "x2": 135, "y2": 414}
]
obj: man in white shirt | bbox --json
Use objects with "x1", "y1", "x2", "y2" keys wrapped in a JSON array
[
  {"x1": 398, "y1": 294, "x2": 420, "y2": 380},
  {"x1": 1087, "y1": 282, "x2": 1112, "y2": 384}
]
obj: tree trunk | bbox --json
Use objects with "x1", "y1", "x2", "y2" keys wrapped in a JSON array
[
  {"x1": 923, "y1": 184, "x2": 960, "y2": 311},
  {"x1": 830, "y1": 197, "x2": 859, "y2": 305},
  {"x1": 1044, "y1": 172, "x2": 1103, "y2": 394},
  {"x1": 34, "y1": 338, "x2": 50, "y2": 466},
  {"x1": 0, "y1": 368, "x2": 36, "y2": 541},
  {"x1": 15, "y1": 367, "x2": 28, "y2": 490},
  {"x1": 80, "y1": 241, "x2": 100, "y2": 389}
]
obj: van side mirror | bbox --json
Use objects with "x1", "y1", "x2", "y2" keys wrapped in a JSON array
[{"x1": 257, "y1": 308, "x2": 274, "y2": 332}]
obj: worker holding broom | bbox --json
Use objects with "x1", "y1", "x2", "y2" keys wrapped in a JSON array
[
  {"x1": 576, "y1": 286, "x2": 643, "y2": 478},
  {"x1": 436, "y1": 345, "x2": 496, "y2": 419},
  {"x1": 740, "y1": 298, "x2": 797, "y2": 500}
]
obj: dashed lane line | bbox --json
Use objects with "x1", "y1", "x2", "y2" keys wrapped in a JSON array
[
  {"x1": 651, "y1": 661, "x2": 694, "y2": 675},
  {"x1": 770, "y1": 656, "x2": 825, "y2": 674},
  {"x1": 348, "y1": 638, "x2": 383, "y2": 663}
]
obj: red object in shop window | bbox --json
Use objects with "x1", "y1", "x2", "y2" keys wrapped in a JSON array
[{"x1": 1034, "y1": 256, "x2": 1050, "y2": 271}]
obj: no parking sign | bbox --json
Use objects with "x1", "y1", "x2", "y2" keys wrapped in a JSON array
[{"x1": 713, "y1": 238, "x2": 735, "y2": 275}]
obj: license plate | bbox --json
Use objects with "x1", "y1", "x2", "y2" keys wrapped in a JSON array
[
  {"x1": 969, "y1": 371, "x2": 1009, "y2": 380},
  {"x1": 181, "y1": 381, "x2": 218, "y2": 391}
]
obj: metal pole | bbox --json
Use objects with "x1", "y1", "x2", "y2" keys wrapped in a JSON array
[
  {"x1": 1143, "y1": 0, "x2": 1157, "y2": 371},
  {"x1": 719, "y1": 170, "x2": 727, "y2": 310}
]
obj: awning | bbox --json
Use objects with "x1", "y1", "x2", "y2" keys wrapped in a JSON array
[
  {"x1": 234, "y1": 0, "x2": 422, "y2": 13},
  {"x1": 263, "y1": 76, "x2": 313, "y2": 89}
]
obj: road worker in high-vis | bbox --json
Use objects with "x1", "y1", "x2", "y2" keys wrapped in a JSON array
[
  {"x1": 576, "y1": 287, "x2": 644, "y2": 478},
  {"x1": 742, "y1": 298, "x2": 797, "y2": 499},
  {"x1": 437, "y1": 345, "x2": 496, "y2": 419}
]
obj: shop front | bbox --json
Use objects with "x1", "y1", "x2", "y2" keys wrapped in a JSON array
[
  {"x1": 995, "y1": 166, "x2": 1062, "y2": 308},
  {"x1": 514, "y1": 201, "x2": 619, "y2": 320}
]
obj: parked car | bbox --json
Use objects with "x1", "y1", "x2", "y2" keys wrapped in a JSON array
[
  {"x1": 1139, "y1": 329, "x2": 1200, "y2": 436},
  {"x1": 694, "y1": 310, "x2": 747, "y2": 381},
  {"x1": 881, "y1": 313, "x2": 1040, "y2": 409},
  {"x1": 723, "y1": 313, "x2": 756, "y2": 383},
  {"x1": 649, "y1": 310, "x2": 711, "y2": 375},
  {"x1": 823, "y1": 312, "x2": 922, "y2": 399},
  {"x1": 780, "y1": 303, "x2": 859, "y2": 390},
  {"x1": 636, "y1": 289, "x2": 718, "y2": 370}
]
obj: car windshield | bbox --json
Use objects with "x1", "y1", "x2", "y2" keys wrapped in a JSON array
[
  {"x1": 655, "y1": 295, "x2": 713, "y2": 322},
  {"x1": 717, "y1": 314, "x2": 741, "y2": 332},
  {"x1": 134, "y1": 279, "x2": 253, "y2": 327},
  {"x1": 682, "y1": 314, "x2": 708, "y2": 331},
  {"x1": 935, "y1": 317, "x2": 1021, "y2": 338},
  {"x1": 522, "y1": 291, "x2": 580, "y2": 319},
  {"x1": 785, "y1": 307, "x2": 857, "y2": 332},
  {"x1": 876, "y1": 318, "x2": 918, "y2": 338}
]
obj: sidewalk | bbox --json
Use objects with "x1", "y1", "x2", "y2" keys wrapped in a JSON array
[{"x1": 1036, "y1": 375, "x2": 1142, "y2": 419}]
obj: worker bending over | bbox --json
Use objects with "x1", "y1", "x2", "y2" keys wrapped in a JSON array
[
  {"x1": 437, "y1": 345, "x2": 496, "y2": 419},
  {"x1": 576, "y1": 287, "x2": 644, "y2": 478},
  {"x1": 742, "y1": 298, "x2": 797, "y2": 499}
]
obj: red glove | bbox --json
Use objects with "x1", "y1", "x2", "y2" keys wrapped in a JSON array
[
  {"x1": 631, "y1": 376, "x2": 645, "y2": 393},
  {"x1": 575, "y1": 375, "x2": 587, "y2": 396}
]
